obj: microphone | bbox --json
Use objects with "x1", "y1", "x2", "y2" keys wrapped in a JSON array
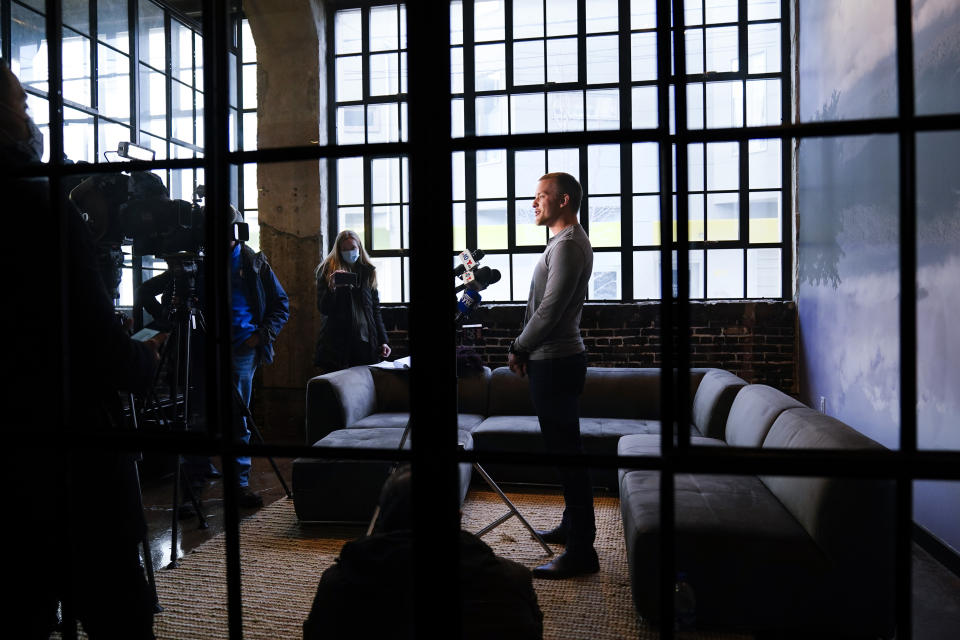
[
  {"x1": 453, "y1": 249, "x2": 485, "y2": 277},
  {"x1": 454, "y1": 266, "x2": 501, "y2": 293},
  {"x1": 455, "y1": 289, "x2": 481, "y2": 322}
]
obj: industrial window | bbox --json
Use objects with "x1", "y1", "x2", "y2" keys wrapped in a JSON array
[{"x1": 330, "y1": 0, "x2": 789, "y2": 302}]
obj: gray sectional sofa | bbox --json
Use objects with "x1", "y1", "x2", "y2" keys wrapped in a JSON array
[
  {"x1": 294, "y1": 365, "x2": 746, "y2": 521},
  {"x1": 618, "y1": 384, "x2": 895, "y2": 635}
]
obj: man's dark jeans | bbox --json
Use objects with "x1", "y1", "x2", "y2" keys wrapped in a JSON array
[{"x1": 526, "y1": 352, "x2": 595, "y2": 553}]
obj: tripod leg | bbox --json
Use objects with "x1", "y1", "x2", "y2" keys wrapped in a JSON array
[
  {"x1": 473, "y1": 462, "x2": 554, "y2": 557},
  {"x1": 233, "y1": 386, "x2": 292, "y2": 498},
  {"x1": 168, "y1": 457, "x2": 181, "y2": 569},
  {"x1": 180, "y1": 471, "x2": 208, "y2": 530}
]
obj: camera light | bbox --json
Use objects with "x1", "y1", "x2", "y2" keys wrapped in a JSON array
[{"x1": 117, "y1": 141, "x2": 156, "y2": 162}]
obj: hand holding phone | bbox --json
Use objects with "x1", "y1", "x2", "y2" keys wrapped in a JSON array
[{"x1": 333, "y1": 270, "x2": 358, "y2": 288}]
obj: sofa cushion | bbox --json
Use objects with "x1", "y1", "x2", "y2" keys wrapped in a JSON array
[
  {"x1": 305, "y1": 366, "x2": 376, "y2": 444},
  {"x1": 619, "y1": 467, "x2": 832, "y2": 630},
  {"x1": 724, "y1": 384, "x2": 804, "y2": 447},
  {"x1": 348, "y1": 412, "x2": 485, "y2": 433},
  {"x1": 579, "y1": 368, "x2": 662, "y2": 419},
  {"x1": 691, "y1": 369, "x2": 748, "y2": 439},
  {"x1": 487, "y1": 367, "x2": 534, "y2": 416}
]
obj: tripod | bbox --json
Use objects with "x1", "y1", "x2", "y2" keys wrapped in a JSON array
[{"x1": 134, "y1": 261, "x2": 291, "y2": 569}]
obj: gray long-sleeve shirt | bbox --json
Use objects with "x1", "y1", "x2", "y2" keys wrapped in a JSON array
[{"x1": 514, "y1": 223, "x2": 593, "y2": 360}]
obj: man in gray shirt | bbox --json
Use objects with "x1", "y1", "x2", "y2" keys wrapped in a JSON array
[{"x1": 508, "y1": 172, "x2": 596, "y2": 579}]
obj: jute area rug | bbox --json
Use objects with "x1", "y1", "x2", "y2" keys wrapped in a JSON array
[{"x1": 147, "y1": 487, "x2": 751, "y2": 640}]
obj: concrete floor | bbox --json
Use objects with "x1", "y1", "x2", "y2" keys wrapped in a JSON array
[{"x1": 139, "y1": 457, "x2": 960, "y2": 639}]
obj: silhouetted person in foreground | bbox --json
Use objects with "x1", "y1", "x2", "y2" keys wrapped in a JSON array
[
  {"x1": 3, "y1": 59, "x2": 160, "y2": 638},
  {"x1": 304, "y1": 465, "x2": 544, "y2": 639}
]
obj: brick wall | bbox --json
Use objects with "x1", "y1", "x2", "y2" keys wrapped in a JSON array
[{"x1": 381, "y1": 300, "x2": 797, "y2": 394}]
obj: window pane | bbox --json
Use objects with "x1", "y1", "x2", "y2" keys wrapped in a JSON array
[
  {"x1": 369, "y1": 5, "x2": 399, "y2": 52},
  {"x1": 684, "y1": 249, "x2": 705, "y2": 298},
  {"x1": 476, "y1": 149, "x2": 507, "y2": 199},
  {"x1": 64, "y1": 0, "x2": 90, "y2": 35},
  {"x1": 62, "y1": 30, "x2": 92, "y2": 107},
  {"x1": 337, "y1": 56, "x2": 363, "y2": 101},
  {"x1": 172, "y1": 80, "x2": 194, "y2": 143},
  {"x1": 587, "y1": 35, "x2": 618, "y2": 84},
  {"x1": 338, "y1": 157, "x2": 364, "y2": 205},
  {"x1": 452, "y1": 98, "x2": 465, "y2": 137},
  {"x1": 586, "y1": 0, "x2": 618, "y2": 33},
  {"x1": 63, "y1": 107, "x2": 94, "y2": 162},
  {"x1": 515, "y1": 150, "x2": 545, "y2": 197},
  {"x1": 548, "y1": 147, "x2": 579, "y2": 176},
  {"x1": 514, "y1": 0, "x2": 544, "y2": 39},
  {"x1": 373, "y1": 206, "x2": 402, "y2": 249},
  {"x1": 98, "y1": 0, "x2": 130, "y2": 53},
  {"x1": 515, "y1": 199, "x2": 547, "y2": 245},
  {"x1": 631, "y1": 86, "x2": 658, "y2": 129},
  {"x1": 707, "y1": 141, "x2": 738, "y2": 190},
  {"x1": 747, "y1": 248, "x2": 780, "y2": 297},
  {"x1": 707, "y1": 249, "x2": 743, "y2": 298},
  {"x1": 685, "y1": 28, "x2": 704, "y2": 75},
  {"x1": 477, "y1": 201, "x2": 508, "y2": 249},
  {"x1": 367, "y1": 103, "x2": 400, "y2": 143},
  {"x1": 372, "y1": 157, "x2": 401, "y2": 203},
  {"x1": 370, "y1": 53, "x2": 400, "y2": 96},
  {"x1": 546, "y1": 91, "x2": 583, "y2": 132},
  {"x1": 476, "y1": 95, "x2": 508, "y2": 135},
  {"x1": 243, "y1": 163, "x2": 258, "y2": 210},
  {"x1": 748, "y1": 138, "x2": 781, "y2": 188},
  {"x1": 97, "y1": 44, "x2": 130, "y2": 122},
  {"x1": 241, "y1": 19, "x2": 256, "y2": 63},
  {"x1": 475, "y1": 0, "x2": 506, "y2": 42},
  {"x1": 97, "y1": 120, "x2": 129, "y2": 162},
  {"x1": 590, "y1": 252, "x2": 621, "y2": 300},
  {"x1": 588, "y1": 144, "x2": 620, "y2": 195},
  {"x1": 512, "y1": 254, "x2": 539, "y2": 301},
  {"x1": 705, "y1": 80, "x2": 743, "y2": 128},
  {"x1": 453, "y1": 203, "x2": 467, "y2": 252},
  {"x1": 452, "y1": 1, "x2": 464, "y2": 45},
  {"x1": 706, "y1": 193, "x2": 739, "y2": 241},
  {"x1": 243, "y1": 110, "x2": 258, "y2": 151},
  {"x1": 749, "y1": 191, "x2": 781, "y2": 243},
  {"x1": 452, "y1": 47, "x2": 465, "y2": 93},
  {"x1": 687, "y1": 82, "x2": 704, "y2": 129},
  {"x1": 748, "y1": 23, "x2": 780, "y2": 74},
  {"x1": 632, "y1": 142, "x2": 659, "y2": 193},
  {"x1": 705, "y1": 0, "x2": 738, "y2": 24},
  {"x1": 633, "y1": 250, "x2": 660, "y2": 299},
  {"x1": 706, "y1": 26, "x2": 738, "y2": 73},
  {"x1": 747, "y1": 0, "x2": 780, "y2": 21},
  {"x1": 687, "y1": 142, "x2": 705, "y2": 191},
  {"x1": 194, "y1": 33, "x2": 203, "y2": 91},
  {"x1": 243, "y1": 64, "x2": 257, "y2": 109},
  {"x1": 547, "y1": 38, "x2": 578, "y2": 83},
  {"x1": 633, "y1": 195, "x2": 660, "y2": 245},
  {"x1": 513, "y1": 40, "x2": 544, "y2": 86},
  {"x1": 688, "y1": 193, "x2": 705, "y2": 241},
  {"x1": 453, "y1": 151, "x2": 466, "y2": 201},
  {"x1": 547, "y1": 0, "x2": 577, "y2": 36},
  {"x1": 139, "y1": 0, "x2": 164, "y2": 68},
  {"x1": 631, "y1": 0, "x2": 657, "y2": 30},
  {"x1": 586, "y1": 89, "x2": 619, "y2": 130},
  {"x1": 477, "y1": 253, "x2": 510, "y2": 300},
  {"x1": 511, "y1": 93, "x2": 545, "y2": 134},
  {"x1": 338, "y1": 206, "x2": 365, "y2": 241},
  {"x1": 631, "y1": 32, "x2": 657, "y2": 82},
  {"x1": 139, "y1": 63, "x2": 166, "y2": 137},
  {"x1": 11, "y1": 4, "x2": 47, "y2": 92},
  {"x1": 475, "y1": 43, "x2": 506, "y2": 91},
  {"x1": 746, "y1": 78, "x2": 781, "y2": 126},
  {"x1": 171, "y1": 20, "x2": 193, "y2": 85},
  {"x1": 370, "y1": 257, "x2": 402, "y2": 302},
  {"x1": 685, "y1": 0, "x2": 705, "y2": 26},
  {"x1": 336, "y1": 9, "x2": 362, "y2": 54},
  {"x1": 588, "y1": 197, "x2": 621, "y2": 247}
]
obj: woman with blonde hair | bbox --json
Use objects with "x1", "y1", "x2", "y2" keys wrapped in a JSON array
[{"x1": 314, "y1": 229, "x2": 391, "y2": 371}]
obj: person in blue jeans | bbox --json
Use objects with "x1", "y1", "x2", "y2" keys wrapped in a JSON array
[{"x1": 228, "y1": 207, "x2": 290, "y2": 507}]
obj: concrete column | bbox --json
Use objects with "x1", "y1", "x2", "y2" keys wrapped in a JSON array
[{"x1": 243, "y1": 0, "x2": 328, "y2": 434}]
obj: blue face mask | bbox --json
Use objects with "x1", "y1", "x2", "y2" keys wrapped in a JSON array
[{"x1": 341, "y1": 248, "x2": 360, "y2": 265}]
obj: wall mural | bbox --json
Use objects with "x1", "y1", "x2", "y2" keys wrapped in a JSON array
[{"x1": 797, "y1": 0, "x2": 960, "y2": 554}]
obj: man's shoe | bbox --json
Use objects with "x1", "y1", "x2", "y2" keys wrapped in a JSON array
[
  {"x1": 532, "y1": 549, "x2": 600, "y2": 580},
  {"x1": 533, "y1": 525, "x2": 567, "y2": 545},
  {"x1": 236, "y1": 486, "x2": 263, "y2": 509}
]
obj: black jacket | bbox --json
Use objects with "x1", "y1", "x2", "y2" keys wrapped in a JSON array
[
  {"x1": 314, "y1": 262, "x2": 388, "y2": 370},
  {"x1": 137, "y1": 244, "x2": 289, "y2": 366}
]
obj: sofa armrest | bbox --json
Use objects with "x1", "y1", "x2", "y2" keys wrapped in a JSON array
[{"x1": 305, "y1": 366, "x2": 376, "y2": 445}]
